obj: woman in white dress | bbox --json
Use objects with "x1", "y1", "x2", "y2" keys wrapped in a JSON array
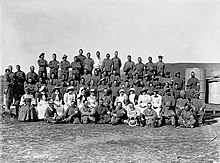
[
  {"x1": 36, "y1": 86, "x2": 49, "y2": 120},
  {"x1": 63, "y1": 86, "x2": 77, "y2": 111},
  {"x1": 87, "y1": 89, "x2": 98, "y2": 109},
  {"x1": 77, "y1": 87, "x2": 87, "y2": 109},
  {"x1": 137, "y1": 88, "x2": 152, "y2": 114},
  {"x1": 128, "y1": 88, "x2": 138, "y2": 106},
  {"x1": 51, "y1": 86, "x2": 64, "y2": 116},
  {"x1": 151, "y1": 89, "x2": 162, "y2": 118},
  {"x1": 20, "y1": 87, "x2": 36, "y2": 106},
  {"x1": 114, "y1": 89, "x2": 128, "y2": 109}
]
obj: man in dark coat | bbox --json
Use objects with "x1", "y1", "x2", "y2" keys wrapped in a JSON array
[
  {"x1": 145, "y1": 56, "x2": 156, "y2": 76},
  {"x1": 102, "y1": 53, "x2": 113, "y2": 74},
  {"x1": 156, "y1": 55, "x2": 165, "y2": 76},
  {"x1": 37, "y1": 52, "x2": 48, "y2": 78},
  {"x1": 135, "y1": 57, "x2": 145, "y2": 78},
  {"x1": 83, "y1": 52, "x2": 94, "y2": 74},
  {"x1": 48, "y1": 53, "x2": 59, "y2": 79},
  {"x1": 123, "y1": 55, "x2": 135, "y2": 79},
  {"x1": 60, "y1": 54, "x2": 71, "y2": 81},
  {"x1": 26, "y1": 66, "x2": 38, "y2": 84},
  {"x1": 112, "y1": 51, "x2": 122, "y2": 76},
  {"x1": 187, "y1": 71, "x2": 200, "y2": 91}
]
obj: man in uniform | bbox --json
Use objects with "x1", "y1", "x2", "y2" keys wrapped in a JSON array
[
  {"x1": 14, "y1": 65, "x2": 26, "y2": 115},
  {"x1": 83, "y1": 52, "x2": 94, "y2": 75},
  {"x1": 187, "y1": 71, "x2": 200, "y2": 91},
  {"x1": 123, "y1": 55, "x2": 135, "y2": 79},
  {"x1": 77, "y1": 49, "x2": 86, "y2": 74},
  {"x1": 173, "y1": 71, "x2": 184, "y2": 90},
  {"x1": 112, "y1": 51, "x2": 122, "y2": 76},
  {"x1": 185, "y1": 83, "x2": 196, "y2": 99},
  {"x1": 156, "y1": 55, "x2": 165, "y2": 76},
  {"x1": 26, "y1": 66, "x2": 38, "y2": 84},
  {"x1": 135, "y1": 57, "x2": 145, "y2": 78},
  {"x1": 101, "y1": 53, "x2": 113, "y2": 74},
  {"x1": 145, "y1": 56, "x2": 156, "y2": 76},
  {"x1": 48, "y1": 53, "x2": 59, "y2": 79},
  {"x1": 37, "y1": 52, "x2": 48, "y2": 78},
  {"x1": 71, "y1": 56, "x2": 82, "y2": 80},
  {"x1": 60, "y1": 54, "x2": 71, "y2": 81},
  {"x1": 3, "y1": 68, "x2": 14, "y2": 113}
]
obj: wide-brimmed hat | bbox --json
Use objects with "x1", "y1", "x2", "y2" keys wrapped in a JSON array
[
  {"x1": 48, "y1": 99, "x2": 54, "y2": 105},
  {"x1": 24, "y1": 98, "x2": 31, "y2": 102},
  {"x1": 158, "y1": 55, "x2": 163, "y2": 58},
  {"x1": 66, "y1": 86, "x2": 75, "y2": 92},
  {"x1": 62, "y1": 54, "x2": 68, "y2": 59},
  {"x1": 141, "y1": 88, "x2": 148, "y2": 94},
  {"x1": 53, "y1": 86, "x2": 60, "y2": 92},
  {"x1": 129, "y1": 88, "x2": 136, "y2": 92},
  {"x1": 39, "y1": 52, "x2": 45, "y2": 58},
  {"x1": 39, "y1": 86, "x2": 46, "y2": 92},
  {"x1": 119, "y1": 89, "x2": 125, "y2": 93},
  {"x1": 153, "y1": 89, "x2": 159, "y2": 92},
  {"x1": 128, "y1": 119, "x2": 138, "y2": 127}
]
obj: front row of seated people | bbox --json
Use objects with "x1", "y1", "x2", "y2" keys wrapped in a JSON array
[{"x1": 18, "y1": 86, "x2": 205, "y2": 128}]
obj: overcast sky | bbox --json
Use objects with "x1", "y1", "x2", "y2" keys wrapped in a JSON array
[{"x1": 1, "y1": 0, "x2": 220, "y2": 74}]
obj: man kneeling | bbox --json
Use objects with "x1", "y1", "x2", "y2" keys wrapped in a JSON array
[
  {"x1": 80, "y1": 101, "x2": 96, "y2": 124},
  {"x1": 57, "y1": 101, "x2": 80, "y2": 124},
  {"x1": 159, "y1": 101, "x2": 176, "y2": 127}
]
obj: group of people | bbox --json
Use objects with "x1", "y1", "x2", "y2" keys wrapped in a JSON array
[{"x1": 3, "y1": 49, "x2": 205, "y2": 128}]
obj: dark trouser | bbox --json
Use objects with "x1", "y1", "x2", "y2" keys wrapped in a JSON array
[
  {"x1": 97, "y1": 114, "x2": 111, "y2": 124},
  {"x1": 193, "y1": 110, "x2": 205, "y2": 125},
  {"x1": 178, "y1": 117, "x2": 196, "y2": 128},
  {"x1": 111, "y1": 115, "x2": 126, "y2": 124},
  {"x1": 159, "y1": 116, "x2": 176, "y2": 126},
  {"x1": 38, "y1": 70, "x2": 47, "y2": 79},
  {"x1": 81, "y1": 116, "x2": 95, "y2": 124},
  {"x1": 145, "y1": 117, "x2": 157, "y2": 127}
]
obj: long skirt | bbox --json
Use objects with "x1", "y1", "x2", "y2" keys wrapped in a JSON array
[
  {"x1": 18, "y1": 105, "x2": 38, "y2": 122},
  {"x1": 37, "y1": 100, "x2": 49, "y2": 120}
]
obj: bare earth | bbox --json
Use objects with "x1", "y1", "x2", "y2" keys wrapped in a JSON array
[{"x1": 0, "y1": 114, "x2": 219, "y2": 163}]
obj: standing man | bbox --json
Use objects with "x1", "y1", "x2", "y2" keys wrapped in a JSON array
[
  {"x1": 135, "y1": 57, "x2": 145, "y2": 78},
  {"x1": 49, "y1": 53, "x2": 59, "y2": 79},
  {"x1": 145, "y1": 56, "x2": 156, "y2": 76},
  {"x1": 112, "y1": 51, "x2": 122, "y2": 76},
  {"x1": 93, "y1": 51, "x2": 103, "y2": 75},
  {"x1": 60, "y1": 54, "x2": 71, "y2": 81},
  {"x1": 187, "y1": 71, "x2": 200, "y2": 91},
  {"x1": 77, "y1": 49, "x2": 86, "y2": 74},
  {"x1": 3, "y1": 68, "x2": 14, "y2": 113},
  {"x1": 123, "y1": 55, "x2": 135, "y2": 79},
  {"x1": 83, "y1": 52, "x2": 94, "y2": 75},
  {"x1": 71, "y1": 56, "x2": 82, "y2": 80},
  {"x1": 101, "y1": 53, "x2": 113, "y2": 74},
  {"x1": 37, "y1": 52, "x2": 48, "y2": 78},
  {"x1": 26, "y1": 66, "x2": 38, "y2": 84},
  {"x1": 156, "y1": 55, "x2": 165, "y2": 76}
]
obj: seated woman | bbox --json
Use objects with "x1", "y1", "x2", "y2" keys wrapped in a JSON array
[
  {"x1": 95, "y1": 99, "x2": 111, "y2": 124},
  {"x1": 63, "y1": 86, "x2": 77, "y2": 111},
  {"x1": 128, "y1": 88, "x2": 138, "y2": 105},
  {"x1": 44, "y1": 100, "x2": 58, "y2": 123},
  {"x1": 18, "y1": 98, "x2": 38, "y2": 122},
  {"x1": 77, "y1": 87, "x2": 87, "y2": 109},
  {"x1": 36, "y1": 86, "x2": 49, "y2": 120},
  {"x1": 142, "y1": 102, "x2": 158, "y2": 127},
  {"x1": 87, "y1": 89, "x2": 98, "y2": 109},
  {"x1": 20, "y1": 87, "x2": 36, "y2": 106},
  {"x1": 111, "y1": 101, "x2": 127, "y2": 125},
  {"x1": 80, "y1": 101, "x2": 96, "y2": 124},
  {"x1": 114, "y1": 89, "x2": 129, "y2": 109},
  {"x1": 126, "y1": 103, "x2": 141, "y2": 127},
  {"x1": 51, "y1": 86, "x2": 64, "y2": 116},
  {"x1": 57, "y1": 101, "x2": 80, "y2": 124},
  {"x1": 137, "y1": 88, "x2": 152, "y2": 114}
]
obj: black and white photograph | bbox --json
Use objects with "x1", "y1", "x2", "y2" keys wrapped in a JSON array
[{"x1": 0, "y1": 0, "x2": 220, "y2": 162}]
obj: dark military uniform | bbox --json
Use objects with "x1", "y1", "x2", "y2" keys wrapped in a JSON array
[
  {"x1": 187, "y1": 77, "x2": 200, "y2": 91},
  {"x1": 135, "y1": 63, "x2": 145, "y2": 78},
  {"x1": 95, "y1": 104, "x2": 111, "y2": 124},
  {"x1": 142, "y1": 108, "x2": 158, "y2": 127},
  {"x1": 145, "y1": 62, "x2": 156, "y2": 76},
  {"x1": 83, "y1": 58, "x2": 94, "y2": 74},
  {"x1": 71, "y1": 61, "x2": 81, "y2": 80},
  {"x1": 123, "y1": 61, "x2": 135, "y2": 78},
  {"x1": 37, "y1": 58, "x2": 48, "y2": 78},
  {"x1": 60, "y1": 60, "x2": 71, "y2": 81},
  {"x1": 49, "y1": 60, "x2": 59, "y2": 79},
  {"x1": 102, "y1": 58, "x2": 113, "y2": 73},
  {"x1": 112, "y1": 57, "x2": 122, "y2": 76},
  {"x1": 156, "y1": 61, "x2": 165, "y2": 75},
  {"x1": 26, "y1": 71, "x2": 38, "y2": 84}
]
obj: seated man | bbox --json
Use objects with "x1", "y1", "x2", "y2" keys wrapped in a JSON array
[
  {"x1": 142, "y1": 102, "x2": 158, "y2": 127},
  {"x1": 127, "y1": 103, "x2": 141, "y2": 126},
  {"x1": 191, "y1": 92, "x2": 205, "y2": 126},
  {"x1": 159, "y1": 101, "x2": 176, "y2": 127},
  {"x1": 80, "y1": 101, "x2": 96, "y2": 124},
  {"x1": 175, "y1": 90, "x2": 189, "y2": 118},
  {"x1": 111, "y1": 101, "x2": 127, "y2": 125},
  {"x1": 57, "y1": 101, "x2": 80, "y2": 124},
  {"x1": 178, "y1": 103, "x2": 196, "y2": 128},
  {"x1": 95, "y1": 99, "x2": 111, "y2": 124},
  {"x1": 44, "y1": 100, "x2": 58, "y2": 123}
]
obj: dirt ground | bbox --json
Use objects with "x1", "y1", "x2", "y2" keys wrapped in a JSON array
[{"x1": 0, "y1": 114, "x2": 219, "y2": 163}]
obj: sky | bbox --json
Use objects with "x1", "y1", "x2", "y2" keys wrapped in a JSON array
[{"x1": 1, "y1": 0, "x2": 220, "y2": 74}]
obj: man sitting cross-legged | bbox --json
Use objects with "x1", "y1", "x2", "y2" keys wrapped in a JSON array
[
  {"x1": 111, "y1": 101, "x2": 127, "y2": 125},
  {"x1": 126, "y1": 103, "x2": 141, "y2": 127},
  {"x1": 80, "y1": 101, "x2": 96, "y2": 124},
  {"x1": 158, "y1": 101, "x2": 176, "y2": 127},
  {"x1": 57, "y1": 101, "x2": 81, "y2": 124},
  {"x1": 95, "y1": 99, "x2": 111, "y2": 124},
  {"x1": 142, "y1": 102, "x2": 158, "y2": 127}
]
